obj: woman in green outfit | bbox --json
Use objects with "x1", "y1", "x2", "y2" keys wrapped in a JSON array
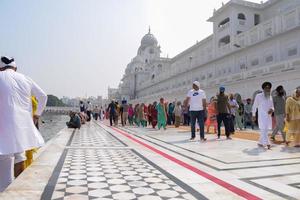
[
  {"x1": 134, "y1": 104, "x2": 140, "y2": 126},
  {"x1": 139, "y1": 103, "x2": 147, "y2": 127},
  {"x1": 156, "y1": 98, "x2": 167, "y2": 130}
]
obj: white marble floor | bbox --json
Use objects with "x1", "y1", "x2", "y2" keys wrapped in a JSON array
[
  {"x1": 46, "y1": 123, "x2": 205, "y2": 200},
  {"x1": 110, "y1": 124, "x2": 300, "y2": 200},
  {"x1": 3, "y1": 122, "x2": 299, "y2": 200}
]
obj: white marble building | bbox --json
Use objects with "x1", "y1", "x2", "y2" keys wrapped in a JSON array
[{"x1": 115, "y1": 0, "x2": 300, "y2": 103}]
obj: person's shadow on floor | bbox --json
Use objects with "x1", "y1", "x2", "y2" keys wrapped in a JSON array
[
  {"x1": 280, "y1": 146, "x2": 300, "y2": 153},
  {"x1": 243, "y1": 147, "x2": 267, "y2": 156}
]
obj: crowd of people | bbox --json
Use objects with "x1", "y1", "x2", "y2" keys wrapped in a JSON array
[
  {"x1": 1, "y1": 54, "x2": 300, "y2": 194},
  {"x1": 104, "y1": 81, "x2": 300, "y2": 149},
  {"x1": 66, "y1": 101, "x2": 106, "y2": 129}
]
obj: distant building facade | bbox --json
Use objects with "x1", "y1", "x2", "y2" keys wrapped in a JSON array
[
  {"x1": 114, "y1": 0, "x2": 300, "y2": 103},
  {"x1": 108, "y1": 87, "x2": 120, "y2": 102}
]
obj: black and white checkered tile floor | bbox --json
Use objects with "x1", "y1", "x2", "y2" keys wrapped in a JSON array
[
  {"x1": 48, "y1": 124, "x2": 199, "y2": 200},
  {"x1": 51, "y1": 149, "x2": 197, "y2": 200},
  {"x1": 70, "y1": 125, "x2": 125, "y2": 147}
]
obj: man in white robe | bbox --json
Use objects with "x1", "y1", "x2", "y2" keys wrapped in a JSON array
[
  {"x1": 252, "y1": 82, "x2": 274, "y2": 149},
  {"x1": 0, "y1": 56, "x2": 47, "y2": 192}
]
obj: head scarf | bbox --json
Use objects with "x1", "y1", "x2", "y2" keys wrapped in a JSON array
[{"x1": 292, "y1": 86, "x2": 300, "y2": 100}]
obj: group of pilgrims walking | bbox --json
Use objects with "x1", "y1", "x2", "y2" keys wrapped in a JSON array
[
  {"x1": 107, "y1": 98, "x2": 174, "y2": 130},
  {"x1": 1, "y1": 55, "x2": 300, "y2": 193},
  {"x1": 106, "y1": 81, "x2": 300, "y2": 149}
]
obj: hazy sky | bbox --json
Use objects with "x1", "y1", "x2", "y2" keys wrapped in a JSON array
[{"x1": 0, "y1": 0, "x2": 265, "y2": 98}]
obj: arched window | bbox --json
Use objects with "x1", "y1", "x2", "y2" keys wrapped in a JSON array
[
  {"x1": 157, "y1": 64, "x2": 162, "y2": 71},
  {"x1": 218, "y1": 35, "x2": 230, "y2": 47},
  {"x1": 218, "y1": 17, "x2": 230, "y2": 27},
  {"x1": 238, "y1": 13, "x2": 246, "y2": 20}
]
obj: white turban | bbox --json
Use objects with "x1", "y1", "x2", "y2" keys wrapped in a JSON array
[{"x1": 0, "y1": 56, "x2": 17, "y2": 69}]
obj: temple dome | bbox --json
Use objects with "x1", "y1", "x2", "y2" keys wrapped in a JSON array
[{"x1": 141, "y1": 28, "x2": 158, "y2": 46}]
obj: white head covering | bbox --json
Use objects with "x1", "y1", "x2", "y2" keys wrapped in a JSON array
[
  {"x1": 0, "y1": 56, "x2": 17, "y2": 69},
  {"x1": 193, "y1": 81, "x2": 200, "y2": 88}
]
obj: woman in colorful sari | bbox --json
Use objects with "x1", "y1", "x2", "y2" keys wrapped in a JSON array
[
  {"x1": 157, "y1": 98, "x2": 167, "y2": 130},
  {"x1": 174, "y1": 101, "x2": 182, "y2": 128},
  {"x1": 147, "y1": 104, "x2": 152, "y2": 126},
  {"x1": 206, "y1": 97, "x2": 217, "y2": 134},
  {"x1": 143, "y1": 103, "x2": 148, "y2": 127},
  {"x1": 128, "y1": 104, "x2": 134, "y2": 126},
  {"x1": 134, "y1": 104, "x2": 140, "y2": 126},
  {"x1": 151, "y1": 102, "x2": 158, "y2": 128},
  {"x1": 139, "y1": 103, "x2": 147, "y2": 127},
  {"x1": 235, "y1": 94, "x2": 244, "y2": 131},
  {"x1": 285, "y1": 87, "x2": 300, "y2": 147}
]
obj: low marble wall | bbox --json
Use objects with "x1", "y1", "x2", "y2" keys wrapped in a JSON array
[{"x1": 0, "y1": 127, "x2": 74, "y2": 200}]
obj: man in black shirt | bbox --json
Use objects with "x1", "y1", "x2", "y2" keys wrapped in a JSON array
[
  {"x1": 107, "y1": 100, "x2": 116, "y2": 126},
  {"x1": 215, "y1": 86, "x2": 231, "y2": 139}
]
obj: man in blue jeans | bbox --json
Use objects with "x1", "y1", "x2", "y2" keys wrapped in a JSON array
[{"x1": 184, "y1": 81, "x2": 207, "y2": 142}]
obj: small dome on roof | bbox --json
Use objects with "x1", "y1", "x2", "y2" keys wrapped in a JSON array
[{"x1": 141, "y1": 28, "x2": 158, "y2": 46}]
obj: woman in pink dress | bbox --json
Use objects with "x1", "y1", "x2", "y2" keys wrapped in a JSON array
[{"x1": 206, "y1": 97, "x2": 217, "y2": 134}]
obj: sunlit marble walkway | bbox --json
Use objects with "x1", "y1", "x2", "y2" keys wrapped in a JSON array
[{"x1": 1, "y1": 122, "x2": 300, "y2": 200}]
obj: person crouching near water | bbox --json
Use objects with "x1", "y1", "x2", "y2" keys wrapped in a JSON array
[
  {"x1": 0, "y1": 56, "x2": 47, "y2": 192},
  {"x1": 66, "y1": 111, "x2": 81, "y2": 129},
  {"x1": 252, "y1": 82, "x2": 274, "y2": 149}
]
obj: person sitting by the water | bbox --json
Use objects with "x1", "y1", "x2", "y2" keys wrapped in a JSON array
[
  {"x1": 78, "y1": 112, "x2": 86, "y2": 125},
  {"x1": 66, "y1": 111, "x2": 81, "y2": 129}
]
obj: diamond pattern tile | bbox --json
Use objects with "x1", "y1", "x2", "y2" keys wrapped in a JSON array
[
  {"x1": 51, "y1": 149, "x2": 197, "y2": 200},
  {"x1": 70, "y1": 125, "x2": 125, "y2": 147}
]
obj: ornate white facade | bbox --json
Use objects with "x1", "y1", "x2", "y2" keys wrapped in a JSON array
[{"x1": 116, "y1": 0, "x2": 300, "y2": 103}]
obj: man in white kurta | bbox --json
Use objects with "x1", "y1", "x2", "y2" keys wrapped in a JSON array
[
  {"x1": 0, "y1": 56, "x2": 47, "y2": 192},
  {"x1": 252, "y1": 82, "x2": 274, "y2": 149}
]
